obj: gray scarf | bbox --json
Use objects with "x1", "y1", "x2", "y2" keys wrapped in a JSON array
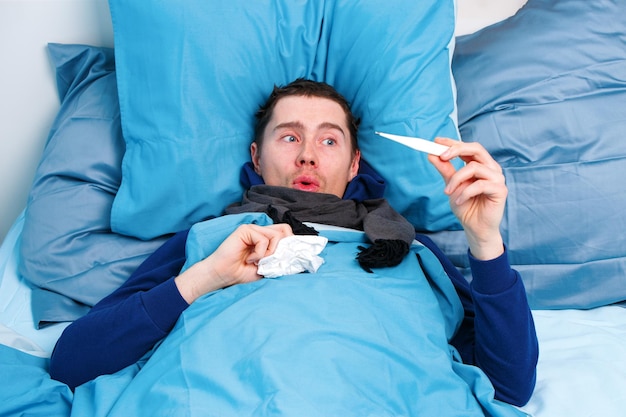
[{"x1": 226, "y1": 185, "x2": 415, "y2": 272}]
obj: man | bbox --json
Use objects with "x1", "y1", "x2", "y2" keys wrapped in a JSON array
[{"x1": 50, "y1": 79, "x2": 538, "y2": 407}]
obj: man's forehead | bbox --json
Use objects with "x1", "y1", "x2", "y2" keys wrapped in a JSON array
[{"x1": 270, "y1": 96, "x2": 349, "y2": 131}]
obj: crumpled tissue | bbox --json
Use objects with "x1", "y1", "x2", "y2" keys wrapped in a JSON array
[{"x1": 257, "y1": 235, "x2": 328, "y2": 278}]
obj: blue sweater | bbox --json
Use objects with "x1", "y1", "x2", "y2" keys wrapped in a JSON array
[{"x1": 50, "y1": 164, "x2": 538, "y2": 405}]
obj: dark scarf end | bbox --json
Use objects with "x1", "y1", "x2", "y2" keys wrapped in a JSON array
[
  {"x1": 267, "y1": 206, "x2": 319, "y2": 235},
  {"x1": 357, "y1": 239, "x2": 410, "y2": 273}
]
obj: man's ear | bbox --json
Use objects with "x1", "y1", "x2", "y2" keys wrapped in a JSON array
[
  {"x1": 250, "y1": 142, "x2": 262, "y2": 174},
  {"x1": 349, "y1": 150, "x2": 361, "y2": 180}
]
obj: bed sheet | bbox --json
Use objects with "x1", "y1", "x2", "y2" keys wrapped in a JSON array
[
  {"x1": 0, "y1": 211, "x2": 68, "y2": 356},
  {"x1": 521, "y1": 306, "x2": 626, "y2": 416}
]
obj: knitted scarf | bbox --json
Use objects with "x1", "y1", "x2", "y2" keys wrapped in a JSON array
[{"x1": 225, "y1": 185, "x2": 416, "y2": 272}]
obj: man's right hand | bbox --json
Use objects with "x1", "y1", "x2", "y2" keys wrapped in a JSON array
[{"x1": 175, "y1": 223, "x2": 294, "y2": 304}]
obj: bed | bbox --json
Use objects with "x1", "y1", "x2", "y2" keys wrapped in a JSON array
[{"x1": 1, "y1": 0, "x2": 626, "y2": 416}]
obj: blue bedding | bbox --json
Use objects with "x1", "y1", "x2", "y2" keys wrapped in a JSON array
[
  {"x1": 0, "y1": 344, "x2": 72, "y2": 416},
  {"x1": 1, "y1": 214, "x2": 524, "y2": 416},
  {"x1": 69, "y1": 215, "x2": 523, "y2": 416}
]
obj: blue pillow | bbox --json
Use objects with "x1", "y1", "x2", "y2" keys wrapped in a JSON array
[
  {"x1": 109, "y1": 0, "x2": 461, "y2": 240},
  {"x1": 19, "y1": 44, "x2": 168, "y2": 326},
  {"x1": 447, "y1": 0, "x2": 626, "y2": 309},
  {"x1": 321, "y1": 0, "x2": 461, "y2": 232}
]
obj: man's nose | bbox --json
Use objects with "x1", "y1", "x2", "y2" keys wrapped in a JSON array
[{"x1": 297, "y1": 140, "x2": 317, "y2": 166}]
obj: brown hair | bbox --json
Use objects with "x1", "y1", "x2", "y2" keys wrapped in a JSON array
[{"x1": 254, "y1": 78, "x2": 360, "y2": 155}]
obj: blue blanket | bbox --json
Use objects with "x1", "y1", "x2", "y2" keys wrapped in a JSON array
[
  {"x1": 1, "y1": 214, "x2": 526, "y2": 416},
  {"x1": 0, "y1": 344, "x2": 72, "y2": 416}
]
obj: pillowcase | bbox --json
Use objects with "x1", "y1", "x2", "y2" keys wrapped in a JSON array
[
  {"x1": 447, "y1": 0, "x2": 626, "y2": 309},
  {"x1": 108, "y1": 0, "x2": 461, "y2": 240},
  {"x1": 321, "y1": 0, "x2": 462, "y2": 232},
  {"x1": 19, "y1": 44, "x2": 168, "y2": 327}
]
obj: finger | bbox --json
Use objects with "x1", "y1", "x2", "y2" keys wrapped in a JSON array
[
  {"x1": 455, "y1": 179, "x2": 508, "y2": 206},
  {"x1": 261, "y1": 223, "x2": 294, "y2": 254},
  {"x1": 435, "y1": 138, "x2": 501, "y2": 171},
  {"x1": 445, "y1": 160, "x2": 505, "y2": 195},
  {"x1": 267, "y1": 223, "x2": 294, "y2": 237},
  {"x1": 433, "y1": 137, "x2": 460, "y2": 162},
  {"x1": 242, "y1": 223, "x2": 293, "y2": 262},
  {"x1": 448, "y1": 169, "x2": 508, "y2": 205},
  {"x1": 231, "y1": 225, "x2": 270, "y2": 264},
  {"x1": 245, "y1": 235, "x2": 271, "y2": 265},
  {"x1": 428, "y1": 153, "x2": 457, "y2": 184}
]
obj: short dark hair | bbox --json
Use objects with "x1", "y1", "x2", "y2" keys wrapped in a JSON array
[{"x1": 254, "y1": 78, "x2": 360, "y2": 155}]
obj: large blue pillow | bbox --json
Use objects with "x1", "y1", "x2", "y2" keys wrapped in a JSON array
[
  {"x1": 446, "y1": 0, "x2": 626, "y2": 309},
  {"x1": 321, "y1": 0, "x2": 461, "y2": 232},
  {"x1": 109, "y1": 0, "x2": 461, "y2": 240},
  {"x1": 19, "y1": 44, "x2": 168, "y2": 326}
]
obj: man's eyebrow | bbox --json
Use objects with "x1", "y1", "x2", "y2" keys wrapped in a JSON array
[
  {"x1": 273, "y1": 121, "x2": 305, "y2": 132},
  {"x1": 318, "y1": 122, "x2": 346, "y2": 137},
  {"x1": 273, "y1": 121, "x2": 346, "y2": 137}
]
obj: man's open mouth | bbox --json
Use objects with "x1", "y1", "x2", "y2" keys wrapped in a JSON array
[{"x1": 293, "y1": 176, "x2": 319, "y2": 192}]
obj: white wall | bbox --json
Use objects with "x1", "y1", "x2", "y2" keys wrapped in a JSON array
[
  {"x1": 455, "y1": 0, "x2": 527, "y2": 36},
  {"x1": 0, "y1": 0, "x2": 114, "y2": 244},
  {"x1": 0, "y1": 0, "x2": 527, "y2": 245}
]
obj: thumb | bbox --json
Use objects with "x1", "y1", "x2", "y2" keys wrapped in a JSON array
[{"x1": 428, "y1": 153, "x2": 456, "y2": 185}]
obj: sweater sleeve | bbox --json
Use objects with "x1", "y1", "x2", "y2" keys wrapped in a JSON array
[
  {"x1": 414, "y1": 234, "x2": 538, "y2": 407},
  {"x1": 468, "y1": 251, "x2": 538, "y2": 407},
  {"x1": 49, "y1": 230, "x2": 191, "y2": 390}
]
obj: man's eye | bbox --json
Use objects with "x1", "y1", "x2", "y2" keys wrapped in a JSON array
[
  {"x1": 323, "y1": 138, "x2": 336, "y2": 146},
  {"x1": 282, "y1": 135, "x2": 297, "y2": 143}
]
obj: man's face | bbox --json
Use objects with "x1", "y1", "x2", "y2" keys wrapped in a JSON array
[{"x1": 250, "y1": 95, "x2": 360, "y2": 198}]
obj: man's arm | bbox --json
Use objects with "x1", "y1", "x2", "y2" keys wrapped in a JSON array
[
  {"x1": 50, "y1": 223, "x2": 294, "y2": 390},
  {"x1": 427, "y1": 138, "x2": 538, "y2": 405},
  {"x1": 49, "y1": 230, "x2": 191, "y2": 390},
  {"x1": 468, "y1": 250, "x2": 538, "y2": 407},
  {"x1": 415, "y1": 234, "x2": 538, "y2": 407}
]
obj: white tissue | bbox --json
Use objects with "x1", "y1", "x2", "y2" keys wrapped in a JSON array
[{"x1": 257, "y1": 235, "x2": 328, "y2": 278}]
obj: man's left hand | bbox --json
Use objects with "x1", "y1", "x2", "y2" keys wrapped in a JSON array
[{"x1": 428, "y1": 137, "x2": 506, "y2": 261}]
